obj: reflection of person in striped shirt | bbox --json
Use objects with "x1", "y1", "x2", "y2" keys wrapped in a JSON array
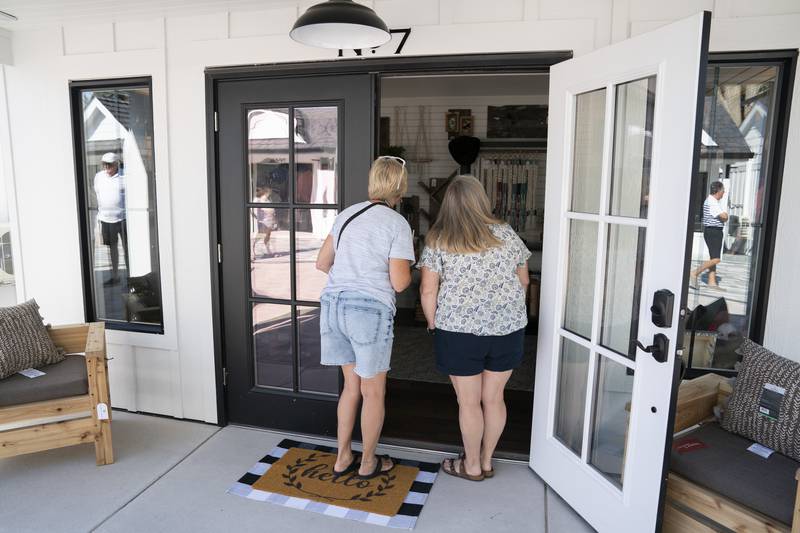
[{"x1": 690, "y1": 181, "x2": 728, "y2": 290}]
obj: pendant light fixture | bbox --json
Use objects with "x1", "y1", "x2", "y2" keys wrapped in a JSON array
[{"x1": 290, "y1": 0, "x2": 390, "y2": 50}]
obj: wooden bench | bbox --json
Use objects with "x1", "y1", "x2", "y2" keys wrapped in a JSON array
[
  {"x1": 0, "y1": 322, "x2": 113, "y2": 465},
  {"x1": 664, "y1": 373, "x2": 800, "y2": 533}
]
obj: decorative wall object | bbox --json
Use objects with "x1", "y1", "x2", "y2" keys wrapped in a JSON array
[
  {"x1": 445, "y1": 111, "x2": 459, "y2": 135},
  {"x1": 459, "y1": 115, "x2": 474, "y2": 136},
  {"x1": 487, "y1": 105, "x2": 548, "y2": 139}
]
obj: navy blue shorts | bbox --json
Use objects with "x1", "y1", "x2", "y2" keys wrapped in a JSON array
[{"x1": 434, "y1": 328, "x2": 525, "y2": 376}]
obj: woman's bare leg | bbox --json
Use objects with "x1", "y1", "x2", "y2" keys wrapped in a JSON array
[
  {"x1": 334, "y1": 364, "x2": 361, "y2": 472},
  {"x1": 480, "y1": 369, "x2": 512, "y2": 472},
  {"x1": 358, "y1": 371, "x2": 392, "y2": 475},
  {"x1": 450, "y1": 374, "x2": 484, "y2": 477}
]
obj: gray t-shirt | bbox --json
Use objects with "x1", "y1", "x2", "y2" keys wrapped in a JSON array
[{"x1": 323, "y1": 201, "x2": 415, "y2": 313}]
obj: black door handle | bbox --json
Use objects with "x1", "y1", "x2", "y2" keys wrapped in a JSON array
[{"x1": 634, "y1": 333, "x2": 669, "y2": 363}]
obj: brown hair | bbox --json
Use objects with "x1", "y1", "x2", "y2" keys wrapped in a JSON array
[
  {"x1": 368, "y1": 157, "x2": 408, "y2": 202},
  {"x1": 425, "y1": 175, "x2": 502, "y2": 254}
]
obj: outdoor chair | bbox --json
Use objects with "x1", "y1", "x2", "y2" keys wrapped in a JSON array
[
  {"x1": 0, "y1": 322, "x2": 113, "y2": 465},
  {"x1": 664, "y1": 373, "x2": 800, "y2": 533}
]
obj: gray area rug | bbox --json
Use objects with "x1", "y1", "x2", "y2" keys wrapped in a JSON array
[{"x1": 389, "y1": 327, "x2": 536, "y2": 392}]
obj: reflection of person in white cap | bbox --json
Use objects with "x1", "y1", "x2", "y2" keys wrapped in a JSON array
[{"x1": 94, "y1": 152, "x2": 128, "y2": 286}]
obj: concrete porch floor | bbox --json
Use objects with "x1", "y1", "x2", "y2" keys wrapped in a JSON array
[{"x1": 0, "y1": 412, "x2": 594, "y2": 533}]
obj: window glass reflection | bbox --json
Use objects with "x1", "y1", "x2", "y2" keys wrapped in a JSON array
[
  {"x1": 298, "y1": 306, "x2": 338, "y2": 394},
  {"x1": 253, "y1": 303, "x2": 293, "y2": 390},
  {"x1": 295, "y1": 208, "x2": 337, "y2": 301},
  {"x1": 78, "y1": 84, "x2": 163, "y2": 329},
  {"x1": 249, "y1": 108, "x2": 290, "y2": 203},
  {"x1": 295, "y1": 107, "x2": 337, "y2": 205},
  {"x1": 0, "y1": 181, "x2": 14, "y2": 307},
  {"x1": 683, "y1": 65, "x2": 779, "y2": 371},
  {"x1": 250, "y1": 207, "x2": 291, "y2": 299}
]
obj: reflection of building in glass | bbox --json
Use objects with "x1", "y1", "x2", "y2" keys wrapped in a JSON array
[
  {"x1": 80, "y1": 87, "x2": 162, "y2": 327},
  {"x1": 248, "y1": 108, "x2": 337, "y2": 238},
  {"x1": 685, "y1": 66, "x2": 777, "y2": 371}
]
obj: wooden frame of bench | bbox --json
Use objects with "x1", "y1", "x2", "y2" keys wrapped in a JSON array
[
  {"x1": 0, "y1": 322, "x2": 113, "y2": 465},
  {"x1": 664, "y1": 373, "x2": 800, "y2": 533}
]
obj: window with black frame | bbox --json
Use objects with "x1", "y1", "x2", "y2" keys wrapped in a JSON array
[
  {"x1": 71, "y1": 79, "x2": 163, "y2": 333},
  {"x1": 682, "y1": 53, "x2": 795, "y2": 375}
]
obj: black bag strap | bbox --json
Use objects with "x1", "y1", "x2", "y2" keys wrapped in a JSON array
[{"x1": 336, "y1": 201, "x2": 389, "y2": 249}]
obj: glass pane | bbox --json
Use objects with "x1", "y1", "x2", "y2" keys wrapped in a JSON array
[
  {"x1": 683, "y1": 65, "x2": 780, "y2": 371},
  {"x1": 253, "y1": 303, "x2": 293, "y2": 389},
  {"x1": 589, "y1": 356, "x2": 634, "y2": 489},
  {"x1": 555, "y1": 337, "x2": 591, "y2": 456},
  {"x1": 295, "y1": 208, "x2": 337, "y2": 302},
  {"x1": 78, "y1": 85, "x2": 163, "y2": 328},
  {"x1": 249, "y1": 108, "x2": 290, "y2": 203},
  {"x1": 564, "y1": 220, "x2": 598, "y2": 339},
  {"x1": 570, "y1": 89, "x2": 606, "y2": 214},
  {"x1": 295, "y1": 107, "x2": 338, "y2": 204},
  {"x1": 0, "y1": 185, "x2": 15, "y2": 307},
  {"x1": 609, "y1": 77, "x2": 656, "y2": 218},
  {"x1": 601, "y1": 225, "x2": 646, "y2": 358},
  {"x1": 298, "y1": 305, "x2": 338, "y2": 394},
  {"x1": 250, "y1": 208, "x2": 291, "y2": 299}
]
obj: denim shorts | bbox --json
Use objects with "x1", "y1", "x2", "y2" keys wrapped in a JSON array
[{"x1": 320, "y1": 291, "x2": 394, "y2": 378}]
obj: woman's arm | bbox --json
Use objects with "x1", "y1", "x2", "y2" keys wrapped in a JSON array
[
  {"x1": 315, "y1": 235, "x2": 335, "y2": 273},
  {"x1": 516, "y1": 265, "x2": 530, "y2": 289},
  {"x1": 420, "y1": 267, "x2": 440, "y2": 329},
  {"x1": 389, "y1": 258, "x2": 413, "y2": 292}
]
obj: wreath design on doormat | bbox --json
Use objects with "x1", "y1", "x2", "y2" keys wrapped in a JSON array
[{"x1": 281, "y1": 453, "x2": 397, "y2": 502}]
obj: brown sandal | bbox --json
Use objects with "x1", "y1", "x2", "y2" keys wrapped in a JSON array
[
  {"x1": 442, "y1": 453, "x2": 484, "y2": 482},
  {"x1": 483, "y1": 467, "x2": 495, "y2": 478}
]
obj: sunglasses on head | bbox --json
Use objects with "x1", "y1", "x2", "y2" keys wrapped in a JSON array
[{"x1": 378, "y1": 155, "x2": 406, "y2": 168}]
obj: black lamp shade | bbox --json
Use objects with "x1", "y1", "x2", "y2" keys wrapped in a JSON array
[{"x1": 290, "y1": 0, "x2": 391, "y2": 50}]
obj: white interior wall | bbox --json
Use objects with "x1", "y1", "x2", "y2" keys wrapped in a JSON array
[
  {"x1": 1, "y1": 1, "x2": 799, "y2": 423},
  {"x1": 381, "y1": 91, "x2": 547, "y2": 235}
]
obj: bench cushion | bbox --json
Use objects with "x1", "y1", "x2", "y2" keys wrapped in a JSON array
[
  {"x1": 671, "y1": 422, "x2": 798, "y2": 525},
  {"x1": 0, "y1": 355, "x2": 88, "y2": 407},
  {"x1": 0, "y1": 299, "x2": 64, "y2": 379}
]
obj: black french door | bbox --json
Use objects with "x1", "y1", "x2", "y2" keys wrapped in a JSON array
[{"x1": 217, "y1": 74, "x2": 373, "y2": 433}]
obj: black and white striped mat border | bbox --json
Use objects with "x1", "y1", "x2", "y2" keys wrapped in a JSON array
[{"x1": 227, "y1": 439, "x2": 440, "y2": 529}]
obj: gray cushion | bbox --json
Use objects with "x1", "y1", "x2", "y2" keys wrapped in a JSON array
[
  {"x1": 0, "y1": 355, "x2": 88, "y2": 407},
  {"x1": 722, "y1": 339, "x2": 800, "y2": 461},
  {"x1": 0, "y1": 299, "x2": 64, "y2": 380},
  {"x1": 671, "y1": 422, "x2": 799, "y2": 525}
]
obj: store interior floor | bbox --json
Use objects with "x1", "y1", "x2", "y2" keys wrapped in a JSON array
[{"x1": 0, "y1": 411, "x2": 594, "y2": 533}]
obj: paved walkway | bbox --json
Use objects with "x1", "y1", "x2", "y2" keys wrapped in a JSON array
[{"x1": 0, "y1": 411, "x2": 594, "y2": 533}]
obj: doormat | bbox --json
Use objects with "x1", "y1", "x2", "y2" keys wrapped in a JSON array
[{"x1": 227, "y1": 439, "x2": 440, "y2": 529}]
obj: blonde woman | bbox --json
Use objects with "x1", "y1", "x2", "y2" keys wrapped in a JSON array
[
  {"x1": 315, "y1": 156, "x2": 415, "y2": 479},
  {"x1": 419, "y1": 175, "x2": 531, "y2": 481}
]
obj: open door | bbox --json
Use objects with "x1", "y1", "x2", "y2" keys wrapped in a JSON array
[{"x1": 530, "y1": 12, "x2": 711, "y2": 533}]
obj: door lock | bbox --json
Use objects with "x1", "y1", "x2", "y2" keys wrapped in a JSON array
[
  {"x1": 650, "y1": 289, "x2": 674, "y2": 328},
  {"x1": 635, "y1": 333, "x2": 669, "y2": 363}
]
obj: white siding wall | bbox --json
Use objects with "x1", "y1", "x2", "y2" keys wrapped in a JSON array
[{"x1": 1, "y1": 1, "x2": 799, "y2": 422}]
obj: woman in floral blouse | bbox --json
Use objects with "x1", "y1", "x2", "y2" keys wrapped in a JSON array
[{"x1": 419, "y1": 175, "x2": 531, "y2": 481}]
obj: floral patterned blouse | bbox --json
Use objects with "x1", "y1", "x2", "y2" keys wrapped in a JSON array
[{"x1": 418, "y1": 223, "x2": 531, "y2": 336}]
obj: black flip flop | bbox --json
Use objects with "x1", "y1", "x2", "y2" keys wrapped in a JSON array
[
  {"x1": 332, "y1": 453, "x2": 361, "y2": 479},
  {"x1": 355, "y1": 454, "x2": 395, "y2": 479}
]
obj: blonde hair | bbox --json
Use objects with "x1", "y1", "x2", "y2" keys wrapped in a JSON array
[
  {"x1": 426, "y1": 175, "x2": 502, "y2": 254},
  {"x1": 368, "y1": 158, "x2": 408, "y2": 202}
]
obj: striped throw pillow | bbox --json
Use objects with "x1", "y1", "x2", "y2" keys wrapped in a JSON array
[
  {"x1": 0, "y1": 299, "x2": 65, "y2": 380},
  {"x1": 721, "y1": 339, "x2": 800, "y2": 461}
]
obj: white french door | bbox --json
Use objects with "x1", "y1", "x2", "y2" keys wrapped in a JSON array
[{"x1": 530, "y1": 12, "x2": 711, "y2": 533}]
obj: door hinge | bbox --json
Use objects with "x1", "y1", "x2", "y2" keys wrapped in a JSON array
[
  {"x1": 217, "y1": 243, "x2": 222, "y2": 263},
  {"x1": 222, "y1": 367, "x2": 228, "y2": 387},
  {"x1": 214, "y1": 111, "x2": 218, "y2": 132}
]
